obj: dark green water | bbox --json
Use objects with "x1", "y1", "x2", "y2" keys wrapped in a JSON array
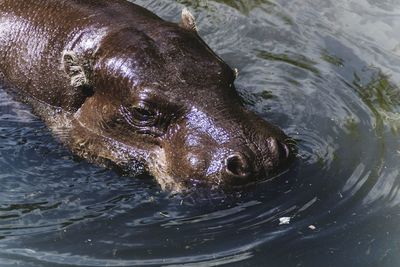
[{"x1": 1, "y1": 0, "x2": 400, "y2": 266}]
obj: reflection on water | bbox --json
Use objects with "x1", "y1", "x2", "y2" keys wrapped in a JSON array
[{"x1": 0, "y1": 0, "x2": 400, "y2": 266}]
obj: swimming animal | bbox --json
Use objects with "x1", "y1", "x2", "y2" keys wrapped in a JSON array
[{"x1": 0, "y1": 0, "x2": 295, "y2": 192}]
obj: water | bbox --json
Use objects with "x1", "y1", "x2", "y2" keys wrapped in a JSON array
[{"x1": 1, "y1": 0, "x2": 400, "y2": 266}]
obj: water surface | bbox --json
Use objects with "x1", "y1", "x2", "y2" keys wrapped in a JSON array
[{"x1": 1, "y1": 0, "x2": 400, "y2": 266}]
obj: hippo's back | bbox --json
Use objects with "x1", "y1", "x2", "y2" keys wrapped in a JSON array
[{"x1": 0, "y1": 0, "x2": 164, "y2": 110}]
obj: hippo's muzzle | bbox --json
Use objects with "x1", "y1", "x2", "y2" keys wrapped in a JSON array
[{"x1": 146, "y1": 103, "x2": 295, "y2": 191}]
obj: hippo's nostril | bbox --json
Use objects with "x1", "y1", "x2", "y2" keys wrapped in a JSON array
[
  {"x1": 282, "y1": 143, "x2": 290, "y2": 159},
  {"x1": 267, "y1": 137, "x2": 290, "y2": 160},
  {"x1": 225, "y1": 153, "x2": 251, "y2": 179}
]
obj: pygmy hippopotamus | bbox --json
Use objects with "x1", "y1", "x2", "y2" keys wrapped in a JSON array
[{"x1": 0, "y1": 0, "x2": 295, "y2": 192}]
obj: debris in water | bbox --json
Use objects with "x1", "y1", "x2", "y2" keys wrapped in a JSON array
[
  {"x1": 159, "y1": 211, "x2": 170, "y2": 218},
  {"x1": 309, "y1": 225, "x2": 316, "y2": 230},
  {"x1": 279, "y1": 217, "x2": 291, "y2": 225}
]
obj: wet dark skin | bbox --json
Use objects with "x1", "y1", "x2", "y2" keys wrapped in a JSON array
[{"x1": 0, "y1": 0, "x2": 295, "y2": 192}]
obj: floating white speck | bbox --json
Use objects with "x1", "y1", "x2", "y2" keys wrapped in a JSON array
[
  {"x1": 160, "y1": 212, "x2": 170, "y2": 218},
  {"x1": 309, "y1": 225, "x2": 316, "y2": 230},
  {"x1": 279, "y1": 217, "x2": 291, "y2": 225}
]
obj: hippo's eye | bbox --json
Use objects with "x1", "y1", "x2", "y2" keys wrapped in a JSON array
[
  {"x1": 129, "y1": 102, "x2": 160, "y2": 127},
  {"x1": 131, "y1": 106, "x2": 158, "y2": 123},
  {"x1": 119, "y1": 103, "x2": 166, "y2": 136}
]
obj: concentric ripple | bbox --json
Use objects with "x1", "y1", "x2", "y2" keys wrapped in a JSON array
[{"x1": 1, "y1": 0, "x2": 400, "y2": 266}]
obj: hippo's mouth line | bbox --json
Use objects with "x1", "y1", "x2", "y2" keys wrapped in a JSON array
[
  {"x1": 43, "y1": 104, "x2": 187, "y2": 193},
  {"x1": 147, "y1": 148, "x2": 186, "y2": 193},
  {"x1": 33, "y1": 101, "x2": 151, "y2": 176}
]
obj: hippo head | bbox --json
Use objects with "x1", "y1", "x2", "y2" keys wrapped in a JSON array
[{"x1": 63, "y1": 9, "x2": 295, "y2": 192}]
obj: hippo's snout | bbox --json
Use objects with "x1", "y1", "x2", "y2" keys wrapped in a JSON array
[
  {"x1": 147, "y1": 103, "x2": 295, "y2": 192},
  {"x1": 220, "y1": 137, "x2": 293, "y2": 187}
]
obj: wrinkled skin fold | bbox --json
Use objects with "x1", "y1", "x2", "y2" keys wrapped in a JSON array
[{"x1": 0, "y1": 0, "x2": 296, "y2": 192}]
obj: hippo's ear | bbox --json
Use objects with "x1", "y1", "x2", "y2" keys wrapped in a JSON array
[
  {"x1": 62, "y1": 51, "x2": 90, "y2": 88},
  {"x1": 180, "y1": 8, "x2": 197, "y2": 32}
]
